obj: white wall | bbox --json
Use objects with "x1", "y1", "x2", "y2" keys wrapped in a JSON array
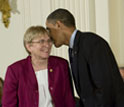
[
  {"x1": 0, "y1": 0, "x2": 124, "y2": 79},
  {"x1": 0, "y1": 0, "x2": 25, "y2": 78},
  {"x1": 109, "y1": 0, "x2": 124, "y2": 66},
  {"x1": 0, "y1": 0, "x2": 51, "y2": 78},
  {"x1": 95, "y1": 0, "x2": 110, "y2": 42}
]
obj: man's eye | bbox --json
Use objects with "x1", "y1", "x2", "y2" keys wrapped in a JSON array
[
  {"x1": 50, "y1": 37, "x2": 54, "y2": 41},
  {"x1": 39, "y1": 40, "x2": 45, "y2": 43},
  {"x1": 46, "y1": 28, "x2": 51, "y2": 33}
]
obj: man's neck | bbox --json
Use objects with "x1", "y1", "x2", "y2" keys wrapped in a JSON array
[{"x1": 64, "y1": 27, "x2": 76, "y2": 46}]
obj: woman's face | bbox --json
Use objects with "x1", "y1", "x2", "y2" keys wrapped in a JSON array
[{"x1": 27, "y1": 33, "x2": 53, "y2": 60}]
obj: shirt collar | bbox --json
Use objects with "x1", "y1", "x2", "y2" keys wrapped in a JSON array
[{"x1": 69, "y1": 29, "x2": 77, "y2": 48}]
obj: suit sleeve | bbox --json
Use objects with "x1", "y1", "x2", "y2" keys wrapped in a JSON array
[
  {"x1": 63, "y1": 61, "x2": 75, "y2": 107},
  {"x1": 2, "y1": 66, "x2": 18, "y2": 107},
  {"x1": 84, "y1": 37, "x2": 124, "y2": 106}
]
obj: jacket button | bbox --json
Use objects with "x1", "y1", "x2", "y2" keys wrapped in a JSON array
[
  {"x1": 35, "y1": 90, "x2": 38, "y2": 93},
  {"x1": 50, "y1": 87, "x2": 53, "y2": 90},
  {"x1": 50, "y1": 69, "x2": 53, "y2": 72},
  {"x1": 82, "y1": 98, "x2": 85, "y2": 103}
]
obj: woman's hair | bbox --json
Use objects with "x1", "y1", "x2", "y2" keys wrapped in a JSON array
[
  {"x1": 23, "y1": 26, "x2": 48, "y2": 54},
  {"x1": 0, "y1": 77, "x2": 4, "y2": 104}
]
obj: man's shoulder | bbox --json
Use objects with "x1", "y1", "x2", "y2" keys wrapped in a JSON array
[
  {"x1": 77, "y1": 30, "x2": 108, "y2": 44},
  {"x1": 77, "y1": 30, "x2": 99, "y2": 38}
]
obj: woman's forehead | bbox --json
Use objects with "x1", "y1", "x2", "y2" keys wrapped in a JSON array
[{"x1": 34, "y1": 33, "x2": 50, "y2": 39}]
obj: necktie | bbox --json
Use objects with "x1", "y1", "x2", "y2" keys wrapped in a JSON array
[
  {"x1": 68, "y1": 48, "x2": 73, "y2": 63},
  {"x1": 68, "y1": 48, "x2": 79, "y2": 98}
]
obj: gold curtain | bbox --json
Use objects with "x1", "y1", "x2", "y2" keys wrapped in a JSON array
[{"x1": 0, "y1": 0, "x2": 11, "y2": 28}]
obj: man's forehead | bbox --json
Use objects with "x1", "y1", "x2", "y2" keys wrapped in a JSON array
[
  {"x1": 46, "y1": 21, "x2": 55, "y2": 26},
  {"x1": 46, "y1": 20, "x2": 51, "y2": 25}
]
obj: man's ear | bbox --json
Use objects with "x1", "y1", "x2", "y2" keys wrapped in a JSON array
[{"x1": 56, "y1": 21, "x2": 64, "y2": 29}]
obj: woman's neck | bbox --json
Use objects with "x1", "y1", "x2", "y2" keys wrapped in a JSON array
[{"x1": 31, "y1": 56, "x2": 48, "y2": 72}]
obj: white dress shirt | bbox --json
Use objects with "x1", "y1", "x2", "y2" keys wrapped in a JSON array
[{"x1": 35, "y1": 69, "x2": 53, "y2": 107}]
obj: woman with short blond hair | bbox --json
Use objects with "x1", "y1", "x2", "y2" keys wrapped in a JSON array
[{"x1": 2, "y1": 26, "x2": 75, "y2": 107}]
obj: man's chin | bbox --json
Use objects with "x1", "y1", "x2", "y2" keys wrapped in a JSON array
[
  {"x1": 54, "y1": 44, "x2": 61, "y2": 48},
  {"x1": 54, "y1": 43, "x2": 62, "y2": 48}
]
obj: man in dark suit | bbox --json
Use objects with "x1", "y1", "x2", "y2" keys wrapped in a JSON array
[{"x1": 46, "y1": 8, "x2": 124, "y2": 107}]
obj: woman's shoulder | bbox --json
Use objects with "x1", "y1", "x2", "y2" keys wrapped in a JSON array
[
  {"x1": 49, "y1": 56, "x2": 68, "y2": 65},
  {"x1": 8, "y1": 56, "x2": 30, "y2": 68},
  {"x1": 49, "y1": 55, "x2": 67, "y2": 61}
]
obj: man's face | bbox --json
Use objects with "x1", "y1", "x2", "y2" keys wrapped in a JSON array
[
  {"x1": 120, "y1": 68, "x2": 124, "y2": 80},
  {"x1": 46, "y1": 20, "x2": 64, "y2": 48}
]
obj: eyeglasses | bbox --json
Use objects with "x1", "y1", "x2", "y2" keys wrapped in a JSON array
[
  {"x1": 46, "y1": 27, "x2": 50, "y2": 33},
  {"x1": 31, "y1": 39, "x2": 53, "y2": 45}
]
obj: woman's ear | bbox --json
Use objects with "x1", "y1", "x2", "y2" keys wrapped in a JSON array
[{"x1": 25, "y1": 43, "x2": 32, "y2": 53}]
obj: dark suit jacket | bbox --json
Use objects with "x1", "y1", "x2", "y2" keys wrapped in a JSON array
[
  {"x1": 2, "y1": 56, "x2": 75, "y2": 107},
  {"x1": 70, "y1": 31, "x2": 124, "y2": 107}
]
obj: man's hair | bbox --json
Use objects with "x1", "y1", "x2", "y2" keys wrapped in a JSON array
[{"x1": 47, "y1": 8, "x2": 76, "y2": 27}]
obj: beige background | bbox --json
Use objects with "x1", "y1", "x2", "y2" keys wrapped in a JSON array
[{"x1": 0, "y1": 0, "x2": 124, "y2": 79}]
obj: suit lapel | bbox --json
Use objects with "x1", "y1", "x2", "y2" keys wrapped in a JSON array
[
  {"x1": 26, "y1": 56, "x2": 38, "y2": 89},
  {"x1": 48, "y1": 56, "x2": 55, "y2": 87},
  {"x1": 71, "y1": 31, "x2": 80, "y2": 93}
]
